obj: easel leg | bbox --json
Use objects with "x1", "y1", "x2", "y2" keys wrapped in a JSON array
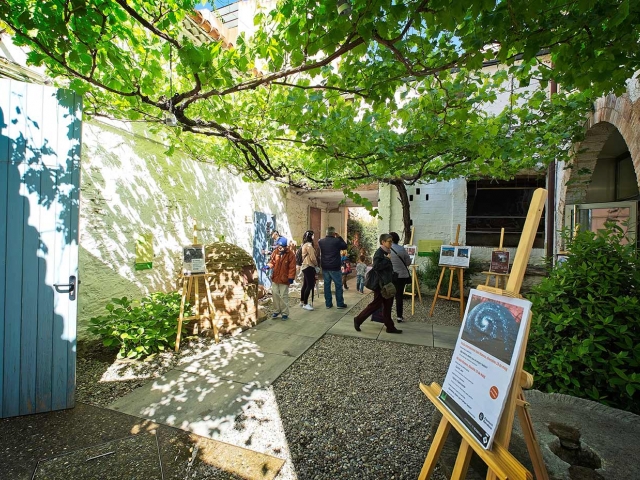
[
  {"x1": 446, "y1": 267, "x2": 454, "y2": 299},
  {"x1": 416, "y1": 268, "x2": 422, "y2": 303},
  {"x1": 176, "y1": 277, "x2": 191, "y2": 352},
  {"x1": 458, "y1": 268, "x2": 465, "y2": 319},
  {"x1": 450, "y1": 440, "x2": 474, "y2": 480},
  {"x1": 194, "y1": 277, "x2": 201, "y2": 332},
  {"x1": 204, "y1": 277, "x2": 220, "y2": 344},
  {"x1": 429, "y1": 267, "x2": 446, "y2": 316},
  {"x1": 517, "y1": 393, "x2": 549, "y2": 480},
  {"x1": 418, "y1": 417, "x2": 452, "y2": 480},
  {"x1": 411, "y1": 268, "x2": 416, "y2": 316}
]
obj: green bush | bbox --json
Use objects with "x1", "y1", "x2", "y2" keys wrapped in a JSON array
[
  {"x1": 418, "y1": 249, "x2": 483, "y2": 293},
  {"x1": 525, "y1": 223, "x2": 640, "y2": 414},
  {"x1": 88, "y1": 292, "x2": 188, "y2": 359}
]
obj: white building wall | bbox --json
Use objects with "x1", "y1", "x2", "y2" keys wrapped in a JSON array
[
  {"x1": 378, "y1": 179, "x2": 546, "y2": 266},
  {"x1": 78, "y1": 119, "x2": 313, "y2": 339}
]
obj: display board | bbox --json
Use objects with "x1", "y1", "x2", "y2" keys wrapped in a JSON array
[
  {"x1": 404, "y1": 244, "x2": 417, "y2": 264},
  {"x1": 438, "y1": 289, "x2": 532, "y2": 449},
  {"x1": 183, "y1": 245, "x2": 206, "y2": 275},
  {"x1": 490, "y1": 251, "x2": 510, "y2": 274},
  {"x1": 439, "y1": 245, "x2": 471, "y2": 268}
]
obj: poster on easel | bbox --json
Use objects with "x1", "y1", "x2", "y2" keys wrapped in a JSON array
[
  {"x1": 439, "y1": 245, "x2": 471, "y2": 268},
  {"x1": 438, "y1": 289, "x2": 532, "y2": 449},
  {"x1": 183, "y1": 245, "x2": 206, "y2": 275},
  {"x1": 490, "y1": 250, "x2": 510, "y2": 274},
  {"x1": 404, "y1": 244, "x2": 417, "y2": 264}
]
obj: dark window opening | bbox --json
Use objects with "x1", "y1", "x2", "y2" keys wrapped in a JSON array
[
  {"x1": 409, "y1": 194, "x2": 414, "y2": 201},
  {"x1": 410, "y1": 219, "x2": 413, "y2": 226},
  {"x1": 416, "y1": 188, "x2": 421, "y2": 195},
  {"x1": 467, "y1": 177, "x2": 546, "y2": 248},
  {"x1": 425, "y1": 194, "x2": 429, "y2": 201}
]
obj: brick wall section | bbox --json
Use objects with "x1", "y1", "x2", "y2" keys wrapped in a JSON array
[{"x1": 560, "y1": 93, "x2": 640, "y2": 206}]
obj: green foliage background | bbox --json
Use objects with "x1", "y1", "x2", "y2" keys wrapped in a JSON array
[
  {"x1": 525, "y1": 224, "x2": 640, "y2": 414},
  {"x1": 88, "y1": 292, "x2": 188, "y2": 359}
]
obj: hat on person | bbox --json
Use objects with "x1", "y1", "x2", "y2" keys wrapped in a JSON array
[{"x1": 276, "y1": 237, "x2": 288, "y2": 247}]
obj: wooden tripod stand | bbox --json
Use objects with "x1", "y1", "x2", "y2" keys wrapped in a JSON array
[
  {"x1": 418, "y1": 189, "x2": 550, "y2": 480},
  {"x1": 402, "y1": 227, "x2": 423, "y2": 315},
  {"x1": 175, "y1": 222, "x2": 220, "y2": 351},
  {"x1": 429, "y1": 224, "x2": 465, "y2": 319}
]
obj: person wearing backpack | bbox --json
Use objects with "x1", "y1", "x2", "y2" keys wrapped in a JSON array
[
  {"x1": 265, "y1": 237, "x2": 296, "y2": 319},
  {"x1": 299, "y1": 230, "x2": 319, "y2": 311}
]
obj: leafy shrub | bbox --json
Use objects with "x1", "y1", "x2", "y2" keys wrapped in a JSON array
[
  {"x1": 525, "y1": 223, "x2": 640, "y2": 414},
  {"x1": 88, "y1": 292, "x2": 188, "y2": 359},
  {"x1": 418, "y1": 249, "x2": 483, "y2": 293}
]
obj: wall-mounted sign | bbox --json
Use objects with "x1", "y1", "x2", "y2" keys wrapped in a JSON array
[
  {"x1": 183, "y1": 245, "x2": 206, "y2": 275},
  {"x1": 438, "y1": 289, "x2": 532, "y2": 450},
  {"x1": 438, "y1": 245, "x2": 471, "y2": 268},
  {"x1": 135, "y1": 233, "x2": 153, "y2": 271},
  {"x1": 490, "y1": 251, "x2": 510, "y2": 274}
]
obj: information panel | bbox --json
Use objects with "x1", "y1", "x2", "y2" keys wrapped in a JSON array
[
  {"x1": 438, "y1": 245, "x2": 471, "y2": 268},
  {"x1": 439, "y1": 289, "x2": 531, "y2": 449}
]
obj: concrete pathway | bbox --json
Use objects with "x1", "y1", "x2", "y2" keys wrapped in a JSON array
[{"x1": 107, "y1": 287, "x2": 458, "y2": 478}]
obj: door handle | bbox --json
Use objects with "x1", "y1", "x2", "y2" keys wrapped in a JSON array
[{"x1": 54, "y1": 275, "x2": 77, "y2": 301}]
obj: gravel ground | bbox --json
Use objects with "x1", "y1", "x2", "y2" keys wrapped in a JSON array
[
  {"x1": 76, "y1": 281, "x2": 459, "y2": 479},
  {"x1": 272, "y1": 334, "x2": 452, "y2": 480}
]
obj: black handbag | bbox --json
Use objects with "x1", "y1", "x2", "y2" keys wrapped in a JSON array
[{"x1": 364, "y1": 269, "x2": 380, "y2": 290}]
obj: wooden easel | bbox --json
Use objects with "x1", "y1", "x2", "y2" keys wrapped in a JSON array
[
  {"x1": 175, "y1": 223, "x2": 220, "y2": 351},
  {"x1": 482, "y1": 228, "x2": 510, "y2": 290},
  {"x1": 429, "y1": 224, "x2": 466, "y2": 319},
  {"x1": 403, "y1": 227, "x2": 423, "y2": 315},
  {"x1": 418, "y1": 188, "x2": 550, "y2": 480}
]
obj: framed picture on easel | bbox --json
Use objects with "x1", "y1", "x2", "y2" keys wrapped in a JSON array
[
  {"x1": 439, "y1": 289, "x2": 532, "y2": 449},
  {"x1": 183, "y1": 245, "x2": 206, "y2": 275},
  {"x1": 404, "y1": 244, "x2": 417, "y2": 264},
  {"x1": 490, "y1": 250, "x2": 510, "y2": 274},
  {"x1": 439, "y1": 245, "x2": 471, "y2": 268}
]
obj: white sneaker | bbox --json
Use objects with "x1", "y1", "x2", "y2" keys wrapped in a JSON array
[{"x1": 302, "y1": 304, "x2": 314, "y2": 311}]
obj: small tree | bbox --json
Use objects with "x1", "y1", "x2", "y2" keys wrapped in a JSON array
[{"x1": 525, "y1": 223, "x2": 640, "y2": 414}]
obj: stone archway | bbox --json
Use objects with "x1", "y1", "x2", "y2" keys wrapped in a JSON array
[
  {"x1": 557, "y1": 94, "x2": 640, "y2": 242},
  {"x1": 560, "y1": 94, "x2": 640, "y2": 206}
]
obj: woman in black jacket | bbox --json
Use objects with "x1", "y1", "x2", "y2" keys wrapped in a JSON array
[{"x1": 353, "y1": 234, "x2": 403, "y2": 334}]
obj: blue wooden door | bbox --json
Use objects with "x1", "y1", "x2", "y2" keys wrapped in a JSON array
[
  {"x1": 252, "y1": 212, "x2": 276, "y2": 287},
  {"x1": 0, "y1": 79, "x2": 82, "y2": 418}
]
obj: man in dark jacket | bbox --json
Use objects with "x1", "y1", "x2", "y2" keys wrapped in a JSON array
[{"x1": 318, "y1": 226, "x2": 348, "y2": 309}]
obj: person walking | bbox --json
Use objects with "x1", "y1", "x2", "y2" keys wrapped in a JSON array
[
  {"x1": 389, "y1": 231, "x2": 412, "y2": 322},
  {"x1": 300, "y1": 230, "x2": 319, "y2": 311},
  {"x1": 355, "y1": 255, "x2": 367, "y2": 293},
  {"x1": 353, "y1": 234, "x2": 402, "y2": 334},
  {"x1": 266, "y1": 237, "x2": 296, "y2": 319},
  {"x1": 318, "y1": 226, "x2": 348, "y2": 309}
]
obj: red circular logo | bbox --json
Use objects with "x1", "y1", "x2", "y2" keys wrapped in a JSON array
[{"x1": 489, "y1": 386, "x2": 499, "y2": 399}]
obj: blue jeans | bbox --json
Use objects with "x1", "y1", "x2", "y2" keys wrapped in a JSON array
[
  {"x1": 356, "y1": 274, "x2": 365, "y2": 292},
  {"x1": 323, "y1": 269, "x2": 345, "y2": 307}
]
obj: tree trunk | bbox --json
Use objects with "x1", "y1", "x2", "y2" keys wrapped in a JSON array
[{"x1": 389, "y1": 179, "x2": 411, "y2": 244}]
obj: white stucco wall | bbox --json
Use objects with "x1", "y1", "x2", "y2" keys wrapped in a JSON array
[
  {"x1": 78, "y1": 119, "x2": 297, "y2": 338},
  {"x1": 378, "y1": 180, "x2": 545, "y2": 266}
]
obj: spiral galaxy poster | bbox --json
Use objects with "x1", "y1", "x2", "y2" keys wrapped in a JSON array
[{"x1": 439, "y1": 289, "x2": 531, "y2": 449}]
